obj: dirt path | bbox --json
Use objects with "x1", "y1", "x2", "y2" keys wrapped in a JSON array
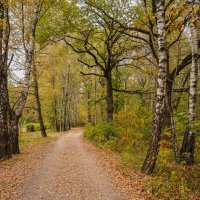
[{"x1": 20, "y1": 128, "x2": 133, "y2": 200}]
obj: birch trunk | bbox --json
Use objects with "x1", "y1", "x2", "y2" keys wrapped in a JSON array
[
  {"x1": 180, "y1": 7, "x2": 200, "y2": 164},
  {"x1": 11, "y1": 0, "x2": 41, "y2": 153},
  {"x1": 141, "y1": 0, "x2": 168, "y2": 174}
]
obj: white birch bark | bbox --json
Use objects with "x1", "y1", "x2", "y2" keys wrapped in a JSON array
[
  {"x1": 189, "y1": 20, "x2": 199, "y2": 124},
  {"x1": 180, "y1": 0, "x2": 200, "y2": 165},
  {"x1": 10, "y1": 0, "x2": 41, "y2": 154},
  {"x1": 142, "y1": 0, "x2": 168, "y2": 174},
  {"x1": 15, "y1": 0, "x2": 41, "y2": 117}
]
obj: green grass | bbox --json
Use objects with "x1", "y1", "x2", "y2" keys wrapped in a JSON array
[{"x1": 19, "y1": 131, "x2": 64, "y2": 145}]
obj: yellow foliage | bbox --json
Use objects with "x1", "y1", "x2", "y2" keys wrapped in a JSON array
[{"x1": 114, "y1": 105, "x2": 151, "y2": 151}]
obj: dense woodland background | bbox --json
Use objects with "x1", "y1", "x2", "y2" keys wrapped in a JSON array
[{"x1": 0, "y1": 0, "x2": 200, "y2": 199}]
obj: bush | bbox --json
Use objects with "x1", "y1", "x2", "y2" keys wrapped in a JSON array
[
  {"x1": 26, "y1": 123, "x2": 41, "y2": 132},
  {"x1": 84, "y1": 124, "x2": 96, "y2": 140},
  {"x1": 114, "y1": 105, "x2": 152, "y2": 152},
  {"x1": 84, "y1": 122, "x2": 119, "y2": 148},
  {"x1": 44, "y1": 123, "x2": 51, "y2": 130}
]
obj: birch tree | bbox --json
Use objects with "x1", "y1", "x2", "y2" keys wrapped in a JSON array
[
  {"x1": 10, "y1": 0, "x2": 42, "y2": 154},
  {"x1": 180, "y1": 0, "x2": 200, "y2": 165},
  {"x1": 141, "y1": 0, "x2": 168, "y2": 175}
]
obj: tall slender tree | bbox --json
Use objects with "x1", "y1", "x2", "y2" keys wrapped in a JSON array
[
  {"x1": 33, "y1": 62, "x2": 47, "y2": 137},
  {"x1": 10, "y1": 0, "x2": 42, "y2": 153},
  {"x1": 141, "y1": 0, "x2": 168, "y2": 174},
  {"x1": 180, "y1": 0, "x2": 200, "y2": 165}
]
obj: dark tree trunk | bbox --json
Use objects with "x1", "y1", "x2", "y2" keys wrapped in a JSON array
[
  {"x1": 105, "y1": 71, "x2": 114, "y2": 122},
  {"x1": 53, "y1": 97, "x2": 59, "y2": 132},
  {"x1": 163, "y1": 81, "x2": 173, "y2": 129},
  {"x1": 63, "y1": 100, "x2": 70, "y2": 131},
  {"x1": 164, "y1": 80, "x2": 180, "y2": 162},
  {"x1": 67, "y1": 98, "x2": 71, "y2": 130},
  {"x1": 94, "y1": 74, "x2": 98, "y2": 125},
  {"x1": 87, "y1": 88, "x2": 92, "y2": 123},
  {"x1": 66, "y1": 68, "x2": 71, "y2": 130},
  {"x1": 9, "y1": 111, "x2": 20, "y2": 154},
  {"x1": 180, "y1": 129, "x2": 195, "y2": 165},
  {"x1": 0, "y1": 75, "x2": 11, "y2": 160},
  {"x1": 63, "y1": 105, "x2": 67, "y2": 131},
  {"x1": 174, "y1": 71, "x2": 190, "y2": 111},
  {"x1": 179, "y1": 13, "x2": 199, "y2": 165},
  {"x1": 141, "y1": 106, "x2": 163, "y2": 174},
  {"x1": 73, "y1": 93, "x2": 78, "y2": 127},
  {"x1": 0, "y1": 2, "x2": 11, "y2": 160},
  {"x1": 63, "y1": 88, "x2": 70, "y2": 131},
  {"x1": 34, "y1": 75, "x2": 47, "y2": 137}
]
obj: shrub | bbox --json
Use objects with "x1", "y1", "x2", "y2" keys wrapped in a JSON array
[
  {"x1": 26, "y1": 123, "x2": 41, "y2": 132},
  {"x1": 44, "y1": 123, "x2": 51, "y2": 130},
  {"x1": 114, "y1": 105, "x2": 152, "y2": 152},
  {"x1": 93, "y1": 122, "x2": 119, "y2": 143},
  {"x1": 84, "y1": 122, "x2": 119, "y2": 148},
  {"x1": 84, "y1": 124, "x2": 96, "y2": 140}
]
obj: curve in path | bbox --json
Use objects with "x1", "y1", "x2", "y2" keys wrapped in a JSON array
[{"x1": 21, "y1": 128, "x2": 128, "y2": 200}]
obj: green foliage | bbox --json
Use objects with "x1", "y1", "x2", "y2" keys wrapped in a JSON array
[
  {"x1": 26, "y1": 123, "x2": 52, "y2": 132},
  {"x1": 114, "y1": 105, "x2": 152, "y2": 151},
  {"x1": 146, "y1": 163, "x2": 200, "y2": 200},
  {"x1": 26, "y1": 123, "x2": 41, "y2": 132},
  {"x1": 84, "y1": 124, "x2": 96, "y2": 141},
  {"x1": 120, "y1": 140, "x2": 148, "y2": 171},
  {"x1": 84, "y1": 122, "x2": 119, "y2": 149},
  {"x1": 84, "y1": 104, "x2": 200, "y2": 199}
]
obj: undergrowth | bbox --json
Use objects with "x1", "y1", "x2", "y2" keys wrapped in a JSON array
[{"x1": 84, "y1": 106, "x2": 200, "y2": 200}]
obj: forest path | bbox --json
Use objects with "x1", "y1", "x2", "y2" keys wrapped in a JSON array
[{"x1": 21, "y1": 128, "x2": 130, "y2": 200}]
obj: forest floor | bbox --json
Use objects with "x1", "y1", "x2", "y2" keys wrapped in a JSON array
[{"x1": 0, "y1": 128, "x2": 152, "y2": 200}]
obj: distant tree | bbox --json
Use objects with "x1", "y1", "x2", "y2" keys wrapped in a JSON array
[{"x1": 63, "y1": 1, "x2": 134, "y2": 121}]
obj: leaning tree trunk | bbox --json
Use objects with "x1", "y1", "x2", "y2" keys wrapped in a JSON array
[
  {"x1": 141, "y1": 0, "x2": 168, "y2": 175},
  {"x1": 11, "y1": 0, "x2": 41, "y2": 153},
  {"x1": 105, "y1": 71, "x2": 114, "y2": 122},
  {"x1": 34, "y1": 75, "x2": 47, "y2": 137},
  {"x1": 180, "y1": 11, "x2": 199, "y2": 165}
]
